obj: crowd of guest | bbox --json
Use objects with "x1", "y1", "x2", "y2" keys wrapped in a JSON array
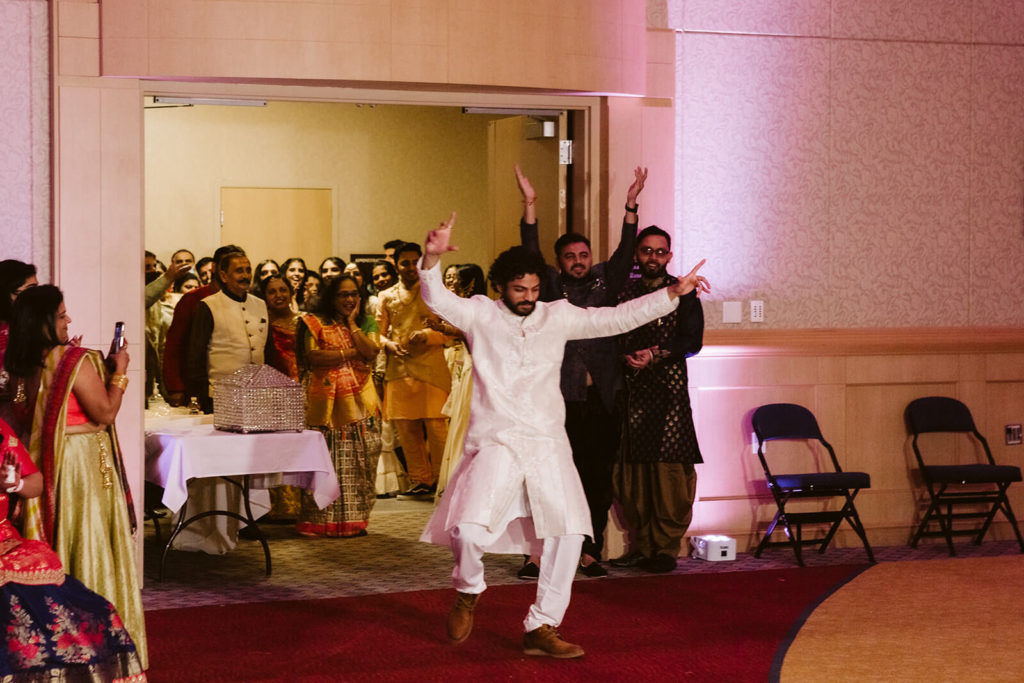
[
  {"x1": 143, "y1": 242, "x2": 489, "y2": 544},
  {"x1": 144, "y1": 162, "x2": 704, "y2": 583}
]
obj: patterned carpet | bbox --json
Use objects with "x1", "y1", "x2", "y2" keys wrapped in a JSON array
[{"x1": 141, "y1": 498, "x2": 1024, "y2": 611}]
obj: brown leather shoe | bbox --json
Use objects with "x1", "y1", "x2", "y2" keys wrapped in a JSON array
[
  {"x1": 522, "y1": 624, "x2": 585, "y2": 659},
  {"x1": 447, "y1": 591, "x2": 478, "y2": 644}
]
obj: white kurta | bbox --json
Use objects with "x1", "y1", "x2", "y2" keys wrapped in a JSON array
[{"x1": 418, "y1": 260, "x2": 678, "y2": 553}]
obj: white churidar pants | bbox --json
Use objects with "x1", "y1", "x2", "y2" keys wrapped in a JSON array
[{"x1": 449, "y1": 483, "x2": 584, "y2": 632}]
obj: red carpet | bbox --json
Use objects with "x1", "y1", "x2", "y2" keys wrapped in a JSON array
[{"x1": 146, "y1": 564, "x2": 865, "y2": 682}]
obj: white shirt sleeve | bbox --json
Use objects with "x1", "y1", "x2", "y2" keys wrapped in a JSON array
[{"x1": 417, "y1": 258, "x2": 476, "y2": 331}]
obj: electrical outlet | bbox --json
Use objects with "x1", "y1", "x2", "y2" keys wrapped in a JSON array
[
  {"x1": 722, "y1": 301, "x2": 742, "y2": 324},
  {"x1": 1007, "y1": 424, "x2": 1023, "y2": 446},
  {"x1": 750, "y1": 300, "x2": 764, "y2": 323}
]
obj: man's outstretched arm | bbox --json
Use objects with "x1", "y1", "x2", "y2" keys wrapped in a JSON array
[{"x1": 419, "y1": 212, "x2": 475, "y2": 332}]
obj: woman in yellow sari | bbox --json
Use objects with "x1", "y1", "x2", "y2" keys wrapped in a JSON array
[
  {"x1": 295, "y1": 274, "x2": 382, "y2": 537},
  {"x1": 4, "y1": 285, "x2": 147, "y2": 669}
]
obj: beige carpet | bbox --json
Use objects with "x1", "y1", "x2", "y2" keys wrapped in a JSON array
[{"x1": 780, "y1": 555, "x2": 1024, "y2": 682}]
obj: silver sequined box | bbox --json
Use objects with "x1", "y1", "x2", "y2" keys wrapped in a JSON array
[{"x1": 212, "y1": 364, "x2": 304, "y2": 433}]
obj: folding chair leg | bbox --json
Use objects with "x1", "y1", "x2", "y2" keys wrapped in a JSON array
[
  {"x1": 818, "y1": 517, "x2": 843, "y2": 554},
  {"x1": 910, "y1": 498, "x2": 940, "y2": 549},
  {"x1": 998, "y1": 496, "x2": 1024, "y2": 553},
  {"x1": 844, "y1": 507, "x2": 875, "y2": 563},
  {"x1": 754, "y1": 513, "x2": 783, "y2": 558},
  {"x1": 939, "y1": 503, "x2": 957, "y2": 556},
  {"x1": 784, "y1": 519, "x2": 805, "y2": 567},
  {"x1": 974, "y1": 489, "x2": 1008, "y2": 546}
]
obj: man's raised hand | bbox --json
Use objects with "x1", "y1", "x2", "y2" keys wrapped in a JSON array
[
  {"x1": 626, "y1": 166, "x2": 648, "y2": 206},
  {"x1": 514, "y1": 164, "x2": 536, "y2": 204},
  {"x1": 422, "y1": 212, "x2": 459, "y2": 270},
  {"x1": 667, "y1": 259, "x2": 710, "y2": 299}
]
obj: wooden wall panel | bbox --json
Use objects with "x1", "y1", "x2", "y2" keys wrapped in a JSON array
[
  {"x1": 671, "y1": 336, "x2": 1024, "y2": 554},
  {"x1": 101, "y1": 0, "x2": 649, "y2": 95}
]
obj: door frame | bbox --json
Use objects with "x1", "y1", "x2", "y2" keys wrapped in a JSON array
[{"x1": 141, "y1": 81, "x2": 607, "y2": 258}]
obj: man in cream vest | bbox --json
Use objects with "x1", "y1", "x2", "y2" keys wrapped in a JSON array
[
  {"x1": 185, "y1": 252, "x2": 270, "y2": 413},
  {"x1": 179, "y1": 251, "x2": 272, "y2": 555}
]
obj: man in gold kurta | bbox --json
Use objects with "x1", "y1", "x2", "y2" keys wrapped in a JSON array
[{"x1": 375, "y1": 242, "x2": 452, "y2": 497}]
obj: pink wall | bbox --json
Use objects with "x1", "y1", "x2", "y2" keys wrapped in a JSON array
[
  {"x1": 0, "y1": 0, "x2": 50, "y2": 276},
  {"x1": 674, "y1": 0, "x2": 1024, "y2": 329}
]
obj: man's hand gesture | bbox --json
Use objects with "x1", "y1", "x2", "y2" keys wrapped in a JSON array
[
  {"x1": 422, "y1": 212, "x2": 459, "y2": 270},
  {"x1": 667, "y1": 260, "x2": 710, "y2": 299},
  {"x1": 626, "y1": 166, "x2": 648, "y2": 207}
]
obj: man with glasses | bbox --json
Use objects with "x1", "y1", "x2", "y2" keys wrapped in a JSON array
[{"x1": 611, "y1": 225, "x2": 705, "y2": 574}]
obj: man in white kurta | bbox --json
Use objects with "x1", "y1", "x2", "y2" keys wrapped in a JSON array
[{"x1": 417, "y1": 213, "x2": 708, "y2": 658}]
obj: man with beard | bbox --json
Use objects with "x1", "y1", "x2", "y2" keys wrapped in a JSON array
[
  {"x1": 418, "y1": 213, "x2": 708, "y2": 658},
  {"x1": 185, "y1": 251, "x2": 272, "y2": 413},
  {"x1": 612, "y1": 225, "x2": 705, "y2": 574},
  {"x1": 516, "y1": 164, "x2": 646, "y2": 578}
]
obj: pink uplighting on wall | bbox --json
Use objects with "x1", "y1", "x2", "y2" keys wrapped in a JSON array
[{"x1": 0, "y1": 0, "x2": 49, "y2": 270}]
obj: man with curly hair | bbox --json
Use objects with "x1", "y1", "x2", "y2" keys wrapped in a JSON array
[{"x1": 417, "y1": 213, "x2": 709, "y2": 659}]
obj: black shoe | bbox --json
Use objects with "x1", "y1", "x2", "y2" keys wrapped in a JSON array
[
  {"x1": 609, "y1": 551, "x2": 646, "y2": 568},
  {"x1": 517, "y1": 561, "x2": 539, "y2": 580},
  {"x1": 578, "y1": 560, "x2": 608, "y2": 578},
  {"x1": 638, "y1": 553, "x2": 676, "y2": 573}
]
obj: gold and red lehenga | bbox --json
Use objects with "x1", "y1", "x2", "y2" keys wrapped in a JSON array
[
  {"x1": 19, "y1": 346, "x2": 148, "y2": 670},
  {"x1": 0, "y1": 418, "x2": 146, "y2": 682}
]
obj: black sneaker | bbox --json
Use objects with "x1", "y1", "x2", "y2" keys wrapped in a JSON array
[
  {"x1": 609, "y1": 551, "x2": 646, "y2": 568},
  {"x1": 638, "y1": 553, "x2": 676, "y2": 573},
  {"x1": 517, "y1": 560, "x2": 539, "y2": 580},
  {"x1": 578, "y1": 560, "x2": 608, "y2": 578}
]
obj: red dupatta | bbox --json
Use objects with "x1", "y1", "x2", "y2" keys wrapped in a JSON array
[{"x1": 25, "y1": 346, "x2": 136, "y2": 546}]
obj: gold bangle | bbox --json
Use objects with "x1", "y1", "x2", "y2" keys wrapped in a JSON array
[{"x1": 109, "y1": 374, "x2": 129, "y2": 391}]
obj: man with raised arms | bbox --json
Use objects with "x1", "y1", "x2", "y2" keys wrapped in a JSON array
[{"x1": 417, "y1": 212, "x2": 709, "y2": 658}]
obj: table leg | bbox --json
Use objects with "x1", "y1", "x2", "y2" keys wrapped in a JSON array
[{"x1": 157, "y1": 475, "x2": 273, "y2": 579}]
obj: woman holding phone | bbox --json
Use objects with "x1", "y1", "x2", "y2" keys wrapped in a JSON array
[{"x1": 4, "y1": 285, "x2": 147, "y2": 668}]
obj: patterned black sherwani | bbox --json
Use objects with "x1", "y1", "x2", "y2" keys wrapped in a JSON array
[{"x1": 617, "y1": 275, "x2": 704, "y2": 563}]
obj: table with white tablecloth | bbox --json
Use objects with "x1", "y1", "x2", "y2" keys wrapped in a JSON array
[{"x1": 145, "y1": 417, "x2": 339, "y2": 575}]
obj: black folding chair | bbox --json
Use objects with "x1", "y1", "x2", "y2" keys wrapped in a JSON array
[
  {"x1": 752, "y1": 403, "x2": 875, "y2": 566},
  {"x1": 905, "y1": 396, "x2": 1024, "y2": 556}
]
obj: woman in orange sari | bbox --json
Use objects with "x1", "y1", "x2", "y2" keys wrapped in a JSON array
[{"x1": 295, "y1": 275, "x2": 382, "y2": 537}]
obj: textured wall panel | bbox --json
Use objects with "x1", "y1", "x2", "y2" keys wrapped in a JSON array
[
  {"x1": 0, "y1": 0, "x2": 50, "y2": 276},
  {"x1": 970, "y1": 46, "x2": 1024, "y2": 326},
  {"x1": 683, "y1": 0, "x2": 830, "y2": 37},
  {"x1": 829, "y1": 41, "x2": 972, "y2": 327},
  {"x1": 681, "y1": 33, "x2": 831, "y2": 328}
]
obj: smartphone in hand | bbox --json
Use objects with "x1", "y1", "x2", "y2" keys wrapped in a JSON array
[{"x1": 106, "y1": 321, "x2": 125, "y2": 372}]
